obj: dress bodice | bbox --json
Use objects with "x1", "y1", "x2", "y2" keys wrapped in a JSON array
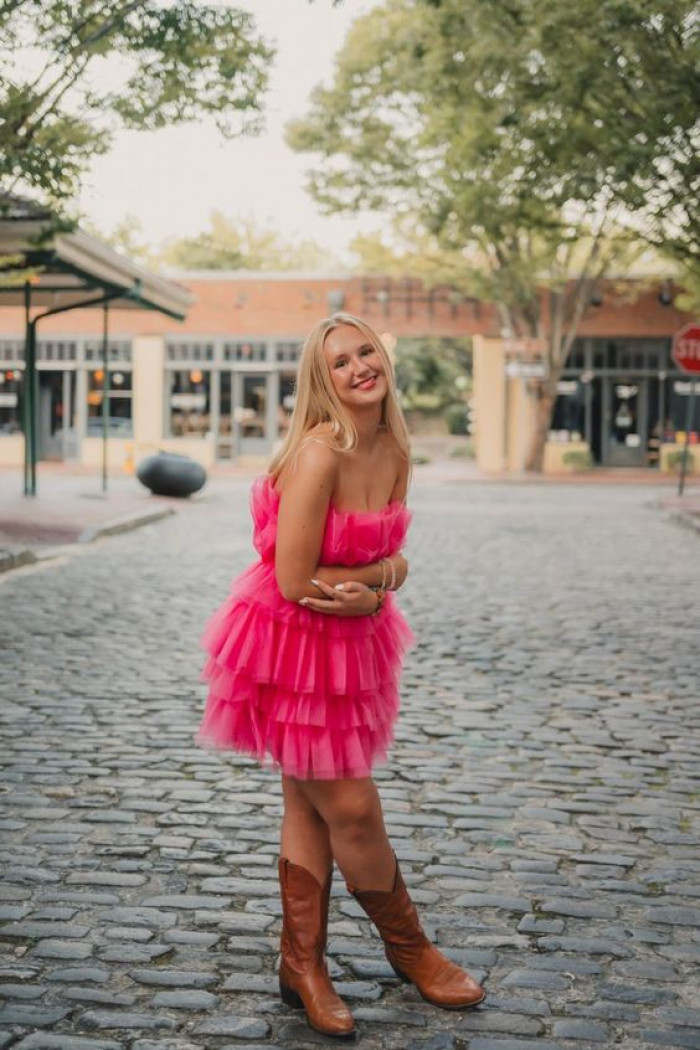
[{"x1": 250, "y1": 474, "x2": 411, "y2": 566}]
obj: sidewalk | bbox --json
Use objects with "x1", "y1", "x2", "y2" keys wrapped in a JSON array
[
  {"x1": 649, "y1": 488, "x2": 700, "y2": 535},
  {"x1": 0, "y1": 466, "x2": 188, "y2": 573}
]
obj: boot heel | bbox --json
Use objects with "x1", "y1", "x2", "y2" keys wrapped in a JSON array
[
  {"x1": 279, "y1": 983, "x2": 304, "y2": 1009},
  {"x1": 390, "y1": 963, "x2": 411, "y2": 984}
]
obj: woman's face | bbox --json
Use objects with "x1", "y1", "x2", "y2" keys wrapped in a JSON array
[{"x1": 322, "y1": 324, "x2": 388, "y2": 411}]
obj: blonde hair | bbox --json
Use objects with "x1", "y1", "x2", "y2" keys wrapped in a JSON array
[{"x1": 269, "y1": 312, "x2": 411, "y2": 480}]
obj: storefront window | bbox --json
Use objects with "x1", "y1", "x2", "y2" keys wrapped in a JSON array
[
  {"x1": 278, "y1": 373, "x2": 296, "y2": 437},
  {"x1": 87, "y1": 369, "x2": 133, "y2": 436},
  {"x1": 168, "y1": 369, "x2": 211, "y2": 438},
  {"x1": 666, "y1": 378, "x2": 700, "y2": 443},
  {"x1": 276, "y1": 342, "x2": 301, "y2": 363},
  {"x1": 566, "y1": 342, "x2": 586, "y2": 370},
  {"x1": 219, "y1": 371, "x2": 232, "y2": 440},
  {"x1": 239, "y1": 374, "x2": 267, "y2": 438},
  {"x1": 223, "y1": 342, "x2": 266, "y2": 362},
  {"x1": 550, "y1": 380, "x2": 585, "y2": 441},
  {"x1": 0, "y1": 369, "x2": 22, "y2": 433}
]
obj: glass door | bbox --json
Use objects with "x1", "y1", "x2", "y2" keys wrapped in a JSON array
[
  {"x1": 238, "y1": 374, "x2": 269, "y2": 454},
  {"x1": 217, "y1": 370, "x2": 235, "y2": 459},
  {"x1": 38, "y1": 370, "x2": 76, "y2": 460},
  {"x1": 603, "y1": 377, "x2": 647, "y2": 466}
]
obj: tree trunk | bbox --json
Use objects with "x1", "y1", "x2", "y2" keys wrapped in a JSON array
[{"x1": 524, "y1": 384, "x2": 558, "y2": 472}]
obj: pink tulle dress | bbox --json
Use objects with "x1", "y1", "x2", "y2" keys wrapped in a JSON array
[{"x1": 194, "y1": 473, "x2": 414, "y2": 780}]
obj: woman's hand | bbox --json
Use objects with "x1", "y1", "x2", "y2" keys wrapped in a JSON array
[{"x1": 299, "y1": 579, "x2": 380, "y2": 616}]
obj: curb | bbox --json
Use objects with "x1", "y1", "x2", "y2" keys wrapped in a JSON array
[
  {"x1": 669, "y1": 510, "x2": 700, "y2": 536},
  {"x1": 0, "y1": 506, "x2": 177, "y2": 576},
  {"x1": 78, "y1": 506, "x2": 176, "y2": 544},
  {"x1": 0, "y1": 548, "x2": 37, "y2": 574}
]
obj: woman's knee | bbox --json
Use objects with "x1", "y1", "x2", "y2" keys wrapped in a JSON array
[
  {"x1": 312, "y1": 781, "x2": 382, "y2": 840},
  {"x1": 282, "y1": 776, "x2": 325, "y2": 826}
]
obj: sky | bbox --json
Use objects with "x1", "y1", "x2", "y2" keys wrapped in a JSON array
[{"x1": 78, "y1": 0, "x2": 383, "y2": 262}]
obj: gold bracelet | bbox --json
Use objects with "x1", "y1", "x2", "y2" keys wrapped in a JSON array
[
  {"x1": 372, "y1": 588, "x2": 385, "y2": 615},
  {"x1": 379, "y1": 558, "x2": 388, "y2": 590},
  {"x1": 387, "y1": 558, "x2": 397, "y2": 591}
]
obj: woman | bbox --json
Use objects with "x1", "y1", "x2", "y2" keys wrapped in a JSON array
[{"x1": 195, "y1": 313, "x2": 485, "y2": 1038}]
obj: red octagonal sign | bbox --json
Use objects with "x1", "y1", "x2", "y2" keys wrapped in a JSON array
[{"x1": 673, "y1": 323, "x2": 700, "y2": 374}]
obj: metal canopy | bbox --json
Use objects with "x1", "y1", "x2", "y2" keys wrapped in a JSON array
[
  {"x1": 0, "y1": 193, "x2": 193, "y2": 495},
  {"x1": 0, "y1": 195, "x2": 191, "y2": 319}
]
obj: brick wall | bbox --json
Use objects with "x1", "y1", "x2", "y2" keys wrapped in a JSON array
[{"x1": 0, "y1": 273, "x2": 692, "y2": 340}]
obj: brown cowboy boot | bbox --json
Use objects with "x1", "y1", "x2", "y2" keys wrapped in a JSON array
[
  {"x1": 278, "y1": 858, "x2": 356, "y2": 1038},
  {"x1": 348, "y1": 858, "x2": 485, "y2": 1010}
]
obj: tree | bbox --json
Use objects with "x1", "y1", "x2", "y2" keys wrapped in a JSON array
[
  {"x1": 288, "y1": 0, "x2": 699, "y2": 469},
  {"x1": 0, "y1": 1, "x2": 273, "y2": 212},
  {"x1": 394, "y1": 335, "x2": 471, "y2": 412},
  {"x1": 159, "y1": 210, "x2": 340, "y2": 272},
  {"x1": 81, "y1": 213, "x2": 160, "y2": 268}
]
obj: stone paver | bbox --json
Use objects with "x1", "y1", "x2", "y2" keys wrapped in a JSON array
[{"x1": 1, "y1": 478, "x2": 698, "y2": 1049}]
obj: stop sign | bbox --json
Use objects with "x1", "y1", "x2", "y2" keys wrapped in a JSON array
[{"x1": 673, "y1": 323, "x2": 700, "y2": 374}]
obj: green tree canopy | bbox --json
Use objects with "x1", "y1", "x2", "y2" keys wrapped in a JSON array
[
  {"x1": 0, "y1": 0, "x2": 273, "y2": 211},
  {"x1": 289, "y1": 0, "x2": 699, "y2": 467},
  {"x1": 158, "y1": 210, "x2": 340, "y2": 272}
]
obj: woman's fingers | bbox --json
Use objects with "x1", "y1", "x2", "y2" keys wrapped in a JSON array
[
  {"x1": 300, "y1": 589, "x2": 365, "y2": 615},
  {"x1": 300, "y1": 597, "x2": 337, "y2": 614},
  {"x1": 300, "y1": 579, "x2": 372, "y2": 616},
  {"x1": 310, "y1": 578, "x2": 341, "y2": 598}
]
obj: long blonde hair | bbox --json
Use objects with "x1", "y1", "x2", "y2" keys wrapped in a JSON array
[{"x1": 269, "y1": 312, "x2": 410, "y2": 480}]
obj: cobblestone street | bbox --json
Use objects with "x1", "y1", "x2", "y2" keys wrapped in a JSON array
[{"x1": 1, "y1": 477, "x2": 699, "y2": 1050}]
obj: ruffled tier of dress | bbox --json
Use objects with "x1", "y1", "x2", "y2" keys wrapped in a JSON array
[
  {"x1": 194, "y1": 475, "x2": 414, "y2": 780},
  {"x1": 196, "y1": 587, "x2": 414, "y2": 779}
]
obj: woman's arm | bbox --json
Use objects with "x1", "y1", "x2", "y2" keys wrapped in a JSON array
[
  {"x1": 274, "y1": 440, "x2": 337, "y2": 602},
  {"x1": 275, "y1": 439, "x2": 408, "y2": 606},
  {"x1": 309, "y1": 552, "x2": 407, "y2": 593}
]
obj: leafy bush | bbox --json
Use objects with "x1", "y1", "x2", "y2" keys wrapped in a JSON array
[
  {"x1": 562, "y1": 449, "x2": 593, "y2": 471},
  {"x1": 449, "y1": 440, "x2": 476, "y2": 458},
  {"x1": 444, "y1": 403, "x2": 470, "y2": 435},
  {"x1": 666, "y1": 449, "x2": 696, "y2": 473}
]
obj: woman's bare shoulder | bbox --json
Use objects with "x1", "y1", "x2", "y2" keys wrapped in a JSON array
[{"x1": 276, "y1": 427, "x2": 339, "y2": 495}]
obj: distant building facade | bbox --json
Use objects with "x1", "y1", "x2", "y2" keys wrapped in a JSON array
[{"x1": 0, "y1": 271, "x2": 695, "y2": 473}]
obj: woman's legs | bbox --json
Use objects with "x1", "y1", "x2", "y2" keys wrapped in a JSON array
[
  {"x1": 296, "y1": 776, "x2": 396, "y2": 892},
  {"x1": 277, "y1": 776, "x2": 355, "y2": 1038},
  {"x1": 280, "y1": 775, "x2": 333, "y2": 884},
  {"x1": 293, "y1": 774, "x2": 485, "y2": 1010}
]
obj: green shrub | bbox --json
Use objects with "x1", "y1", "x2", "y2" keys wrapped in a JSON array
[
  {"x1": 444, "y1": 403, "x2": 470, "y2": 435},
  {"x1": 562, "y1": 449, "x2": 593, "y2": 471},
  {"x1": 666, "y1": 449, "x2": 696, "y2": 473},
  {"x1": 449, "y1": 440, "x2": 476, "y2": 459},
  {"x1": 408, "y1": 392, "x2": 443, "y2": 412}
]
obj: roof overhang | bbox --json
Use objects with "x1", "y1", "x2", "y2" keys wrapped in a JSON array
[{"x1": 0, "y1": 201, "x2": 192, "y2": 320}]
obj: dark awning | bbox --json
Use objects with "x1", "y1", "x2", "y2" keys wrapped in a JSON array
[{"x1": 0, "y1": 194, "x2": 192, "y2": 319}]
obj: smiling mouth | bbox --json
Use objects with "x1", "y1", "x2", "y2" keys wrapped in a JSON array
[{"x1": 353, "y1": 375, "x2": 378, "y2": 388}]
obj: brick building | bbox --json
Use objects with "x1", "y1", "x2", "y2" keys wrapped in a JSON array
[{"x1": 0, "y1": 271, "x2": 696, "y2": 472}]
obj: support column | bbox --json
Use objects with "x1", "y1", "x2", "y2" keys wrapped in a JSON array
[
  {"x1": 506, "y1": 375, "x2": 537, "y2": 473},
  {"x1": 132, "y1": 335, "x2": 165, "y2": 459},
  {"x1": 473, "y1": 335, "x2": 507, "y2": 474}
]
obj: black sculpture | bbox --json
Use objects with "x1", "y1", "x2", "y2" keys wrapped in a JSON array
[{"x1": 137, "y1": 451, "x2": 207, "y2": 498}]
